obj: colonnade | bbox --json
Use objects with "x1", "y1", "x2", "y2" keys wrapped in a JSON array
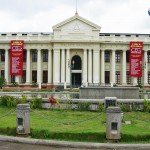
[{"x1": 1, "y1": 48, "x2": 149, "y2": 86}]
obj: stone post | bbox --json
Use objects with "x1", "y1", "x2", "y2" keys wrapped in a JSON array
[
  {"x1": 106, "y1": 107, "x2": 122, "y2": 140},
  {"x1": 16, "y1": 104, "x2": 30, "y2": 135}
]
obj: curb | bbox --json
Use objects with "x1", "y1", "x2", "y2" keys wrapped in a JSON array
[{"x1": 0, "y1": 135, "x2": 150, "y2": 149}]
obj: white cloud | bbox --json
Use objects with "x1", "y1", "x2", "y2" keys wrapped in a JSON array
[{"x1": 0, "y1": 0, "x2": 149, "y2": 33}]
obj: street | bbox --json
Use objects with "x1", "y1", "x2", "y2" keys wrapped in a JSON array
[{"x1": 0, "y1": 141, "x2": 102, "y2": 150}]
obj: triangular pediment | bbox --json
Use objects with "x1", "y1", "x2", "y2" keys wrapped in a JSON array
[{"x1": 52, "y1": 14, "x2": 101, "y2": 40}]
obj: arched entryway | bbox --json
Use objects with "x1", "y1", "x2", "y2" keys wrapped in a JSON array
[{"x1": 71, "y1": 55, "x2": 82, "y2": 88}]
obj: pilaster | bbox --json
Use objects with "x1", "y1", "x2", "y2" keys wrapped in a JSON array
[
  {"x1": 101, "y1": 49, "x2": 105, "y2": 84},
  {"x1": 26, "y1": 49, "x2": 31, "y2": 84},
  {"x1": 5, "y1": 49, "x2": 9, "y2": 83},
  {"x1": 53, "y1": 49, "x2": 60, "y2": 84},
  {"x1": 93, "y1": 49, "x2": 100, "y2": 83},
  {"x1": 48, "y1": 49, "x2": 52, "y2": 83}
]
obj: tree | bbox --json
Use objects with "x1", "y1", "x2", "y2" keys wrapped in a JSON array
[{"x1": 0, "y1": 77, "x2": 6, "y2": 89}]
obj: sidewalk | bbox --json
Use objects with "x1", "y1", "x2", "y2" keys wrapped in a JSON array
[{"x1": 0, "y1": 135, "x2": 150, "y2": 150}]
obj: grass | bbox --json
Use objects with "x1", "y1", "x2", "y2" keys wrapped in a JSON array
[{"x1": 0, "y1": 106, "x2": 150, "y2": 143}]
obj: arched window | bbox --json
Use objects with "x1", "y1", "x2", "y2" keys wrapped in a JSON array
[{"x1": 71, "y1": 55, "x2": 81, "y2": 70}]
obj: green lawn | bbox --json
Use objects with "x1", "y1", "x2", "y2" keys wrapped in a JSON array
[{"x1": 0, "y1": 106, "x2": 150, "y2": 143}]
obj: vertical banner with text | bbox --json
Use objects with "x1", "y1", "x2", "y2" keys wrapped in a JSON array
[
  {"x1": 10, "y1": 40, "x2": 24, "y2": 76},
  {"x1": 129, "y1": 42, "x2": 143, "y2": 77}
]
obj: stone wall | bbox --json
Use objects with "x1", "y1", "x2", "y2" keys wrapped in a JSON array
[{"x1": 79, "y1": 87, "x2": 139, "y2": 99}]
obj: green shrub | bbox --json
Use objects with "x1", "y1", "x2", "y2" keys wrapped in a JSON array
[
  {"x1": 143, "y1": 98, "x2": 150, "y2": 112},
  {"x1": 30, "y1": 98, "x2": 42, "y2": 109},
  {"x1": 0, "y1": 95, "x2": 16, "y2": 107},
  {"x1": 31, "y1": 81, "x2": 38, "y2": 87},
  {"x1": 0, "y1": 77, "x2": 6, "y2": 89},
  {"x1": 31, "y1": 129, "x2": 49, "y2": 139},
  {"x1": 0, "y1": 127, "x2": 16, "y2": 136},
  {"x1": 97, "y1": 102, "x2": 105, "y2": 112},
  {"x1": 77, "y1": 102, "x2": 91, "y2": 111},
  {"x1": 12, "y1": 82, "x2": 19, "y2": 87},
  {"x1": 119, "y1": 103, "x2": 131, "y2": 112}
]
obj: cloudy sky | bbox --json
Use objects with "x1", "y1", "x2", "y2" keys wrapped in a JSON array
[{"x1": 0, "y1": 0, "x2": 150, "y2": 34}]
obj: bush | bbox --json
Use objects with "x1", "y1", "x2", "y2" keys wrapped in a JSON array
[
  {"x1": 97, "y1": 102, "x2": 105, "y2": 112},
  {"x1": 30, "y1": 98, "x2": 42, "y2": 109},
  {"x1": 119, "y1": 103, "x2": 131, "y2": 112},
  {"x1": 143, "y1": 98, "x2": 150, "y2": 112},
  {"x1": 0, "y1": 95, "x2": 16, "y2": 107},
  {"x1": 0, "y1": 77, "x2": 6, "y2": 89},
  {"x1": 77, "y1": 102, "x2": 91, "y2": 111},
  {"x1": 31, "y1": 81, "x2": 38, "y2": 87},
  {"x1": 12, "y1": 82, "x2": 19, "y2": 87}
]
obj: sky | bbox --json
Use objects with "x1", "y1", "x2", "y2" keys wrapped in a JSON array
[{"x1": 0, "y1": 0, "x2": 150, "y2": 34}]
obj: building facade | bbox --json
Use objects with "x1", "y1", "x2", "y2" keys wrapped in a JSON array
[{"x1": 0, "y1": 14, "x2": 150, "y2": 88}]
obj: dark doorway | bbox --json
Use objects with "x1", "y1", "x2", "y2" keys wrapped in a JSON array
[
  {"x1": 70, "y1": 55, "x2": 82, "y2": 88},
  {"x1": 105, "y1": 71, "x2": 110, "y2": 84},
  {"x1": 72, "y1": 73, "x2": 82, "y2": 88}
]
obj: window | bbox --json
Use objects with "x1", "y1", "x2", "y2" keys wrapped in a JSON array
[
  {"x1": 115, "y1": 51, "x2": 120, "y2": 63},
  {"x1": 11, "y1": 76, "x2": 15, "y2": 83},
  {"x1": 105, "y1": 51, "x2": 110, "y2": 62},
  {"x1": 126, "y1": 51, "x2": 130, "y2": 63},
  {"x1": 43, "y1": 70, "x2": 48, "y2": 83},
  {"x1": 1, "y1": 50, "x2": 5, "y2": 62},
  {"x1": 1, "y1": 70, "x2": 4, "y2": 77},
  {"x1": 116, "y1": 71, "x2": 120, "y2": 84},
  {"x1": 137, "y1": 77, "x2": 142, "y2": 85},
  {"x1": 148, "y1": 71, "x2": 150, "y2": 84},
  {"x1": 43, "y1": 50, "x2": 48, "y2": 62},
  {"x1": 22, "y1": 70, "x2": 26, "y2": 83},
  {"x1": 32, "y1": 70, "x2": 37, "y2": 83},
  {"x1": 32, "y1": 51, "x2": 37, "y2": 62},
  {"x1": 127, "y1": 71, "x2": 131, "y2": 84},
  {"x1": 148, "y1": 52, "x2": 150, "y2": 63},
  {"x1": 23, "y1": 50, "x2": 26, "y2": 62}
]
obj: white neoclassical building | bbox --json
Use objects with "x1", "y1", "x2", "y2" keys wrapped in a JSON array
[{"x1": 0, "y1": 13, "x2": 150, "y2": 88}]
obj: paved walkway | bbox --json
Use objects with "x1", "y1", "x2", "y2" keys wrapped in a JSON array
[{"x1": 0, "y1": 135, "x2": 150, "y2": 150}]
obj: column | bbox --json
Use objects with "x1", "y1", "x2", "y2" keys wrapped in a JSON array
[
  {"x1": 93, "y1": 49, "x2": 100, "y2": 83},
  {"x1": 53, "y1": 49, "x2": 60, "y2": 84},
  {"x1": 88, "y1": 49, "x2": 92, "y2": 84},
  {"x1": 5, "y1": 49, "x2": 9, "y2": 83},
  {"x1": 144, "y1": 50, "x2": 148, "y2": 85},
  {"x1": 37, "y1": 49, "x2": 42, "y2": 84},
  {"x1": 48, "y1": 49, "x2": 52, "y2": 83},
  {"x1": 83, "y1": 49, "x2": 87, "y2": 85},
  {"x1": 66, "y1": 49, "x2": 70, "y2": 84},
  {"x1": 101, "y1": 49, "x2": 105, "y2": 85},
  {"x1": 26, "y1": 49, "x2": 31, "y2": 84},
  {"x1": 111, "y1": 50, "x2": 116, "y2": 84},
  {"x1": 61, "y1": 49, "x2": 65, "y2": 83},
  {"x1": 122, "y1": 50, "x2": 127, "y2": 85}
]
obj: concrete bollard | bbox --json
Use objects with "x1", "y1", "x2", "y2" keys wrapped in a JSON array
[
  {"x1": 106, "y1": 107, "x2": 122, "y2": 140},
  {"x1": 16, "y1": 104, "x2": 30, "y2": 135}
]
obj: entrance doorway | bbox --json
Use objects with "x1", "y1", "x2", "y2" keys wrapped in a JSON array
[
  {"x1": 72, "y1": 73, "x2": 82, "y2": 88},
  {"x1": 71, "y1": 55, "x2": 82, "y2": 88}
]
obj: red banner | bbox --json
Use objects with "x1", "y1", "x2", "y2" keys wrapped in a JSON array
[
  {"x1": 10, "y1": 40, "x2": 24, "y2": 76},
  {"x1": 129, "y1": 42, "x2": 143, "y2": 77}
]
